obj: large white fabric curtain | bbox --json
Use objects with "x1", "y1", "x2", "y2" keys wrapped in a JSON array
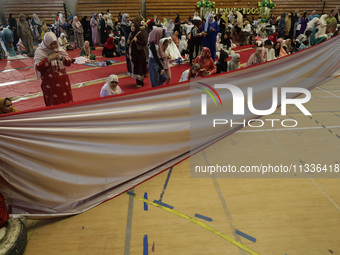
[{"x1": 0, "y1": 36, "x2": 339, "y2": 218}]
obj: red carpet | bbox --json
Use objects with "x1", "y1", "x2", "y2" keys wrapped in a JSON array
[{"x1": 0, "y1": 45, "x2": 256, "y2": 112}]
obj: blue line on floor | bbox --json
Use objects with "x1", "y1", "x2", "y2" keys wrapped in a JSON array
[
  {"x1": 194, "y1": 213, "x2": 213, "y2": 222},
  {"x1": 144, "y1": 192, "x2": 148, "y2": 211},
  {"x1": 143, "y1": 235, "x2": 148, "y2": 255},
  {"x1": 235, "y1": 229, "x2": 257, "y2": 243},
  {"x1": 153, "y1": 200, "x2": 174, "y2": 209},
  {"x1": 159, "y1": 167, "x2": 173, "y2": 202}
]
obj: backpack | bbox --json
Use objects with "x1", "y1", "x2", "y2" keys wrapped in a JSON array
[{"x1": 0, "y1": 193, "x2": 9, "y2": 228}]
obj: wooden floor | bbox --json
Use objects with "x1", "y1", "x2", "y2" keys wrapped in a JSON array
[{"x1": 23, "y1": 75, "x2": 340, "y2": 255}]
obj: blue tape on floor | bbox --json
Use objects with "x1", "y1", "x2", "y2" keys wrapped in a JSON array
[
  {"x1": 144, "y1": 192, "x2": 148, "y2": 211},
  {"x1": 194, "y1": 213, "x2": 213, "y2": 222},
  {"x1": 235, "y1": 229, "x2": 256, "y2": 243},
  {"x1": 153, "y1": 200, "x2": 174, "y2": 209}
]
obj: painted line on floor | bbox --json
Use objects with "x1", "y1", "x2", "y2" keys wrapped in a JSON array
[
  {"x1": 235, "y1": 229, "x2": 257, "y2": 243},
  {"x1": 144, "y1": 192, "x2": 149, "y2": 211},
  {"x1": 123, "y1": 188, "x2": 135, "y2": 255},
  {"x1": 159, "y1": 167, "x2": 173, "y2": 202},
  {"x1": 127, "y1": 192, "x2": 260, "y2": 255},
  {"x1": 194, "y1": 213, "x2": 213, "y2": 222},
  {"x1": 153, "y1": 200, "x2": 174, "y2": 209},
  {"x1": 143, "y1": 235, "x2": 149, "y2": 255}
]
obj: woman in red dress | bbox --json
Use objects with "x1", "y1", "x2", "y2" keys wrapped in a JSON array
[{"x1": 34, "y1": 32, "x2": 73, "y2": 106}]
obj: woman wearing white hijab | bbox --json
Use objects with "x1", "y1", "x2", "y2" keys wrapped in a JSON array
[
  {"x1": 34, "y1": 32, "x2": 73, "y2": 106},
  {"x1": 228, "y1": 53, "x2": 240, "y2": 71}
]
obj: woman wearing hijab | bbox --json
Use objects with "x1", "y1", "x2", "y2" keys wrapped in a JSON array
[
  {"x1": 179, "y1": 63, "x2": 200, "y2": 82},
  {"x1": 72, "y1": 16, "x2": 84, "y2": 49},
  {"x1": 148, "y1": 27, "x2": 167, "y2": 87},
  {"x1": 8, "y1": 13, "x2": 19, "y2": 48},
  {"x1": 166, "y1": 19, "x2": 175, "y2": 37},
  {"x1": 90, "y1": 14, "x2": 100, "y2": 45},
  {"x1": 31, "y1": 14, "x2": 42, "y2": 40},
  {"x1": 326, "y1": 11, "x2": 337, "y2": 34},
  {"x1": 174, "y1": 14, "x2": 181, "y2": 34},
  {"x1": 315, "y1": 14, "x2": 328, "y2": 38},
  {"x1": 245, "y1": 47, "x2": 265, "y2": 67},
  {"x1": 179, "y1": 35, "x2": 188, "y2": 55},
  {"x1": 215, "y1": 50, "x2": 228, "y2": 74},
  {"x1": 120, "y1": 13, "x2": 132, "y2": 73},
  {"x1": 228, "y1": 53, "x2": 240, "y2": 71},
  {"x1": 117, "y1": 37, "x2": 126, "y2": 56},
  {"x1": 202, "y1": 14, "x2": 219, "y2": 61},
  {"x1": 34, "y1": 32, "x2": 73, "y2": 106},
  {"x1": 193, "y1": 47, "x2": 217, "y2": 77},
  {"x1": 17, "y1": 14, "x2": 34, "y2": 57},
  {"x1": 102, "y1": 37, "x2": 118, "y2": 57},
  {"x1": 219, "y1": 12, "x2": 228, "y2": 35},
  {"x1": 58, "y1": 33, "x2": 73, "y2": 51},
  {"x1": 1, "y1": 27, "x2": 16, "y2": 57},
  {"x1": 276, "y1": 38, "x2": 288, "y2": 57},
  {"x1": 268, "y1": 32, "x2": 279, "y2": 44},
  {"x1": 81, "y1": 16, "x2": 93, "y2": 46},
  {"x1": 127, "y1": 21, "x2": 147, "y2": 87},
  {"x1": 100, "y1": 15, "x2": 110, "y2": 44},
  {"x1": 298, "y1": 12, "x2": 308, "y2": 35},
  {"x1": 278, "y1": 13, "x2": 286, "y2": 38},
  {"x1": 100, "y1": 74, "x2": 123, "y2": 97},
  {"x1": 80, "y1": 41, "x2": 95, "y2": 60},
  {"x1": 0, "y1": 98, "x2": 18, "y2": 115},
  {"x1": 189, "y1": 20, "x2": 203, "y2": 65},
  {"x1": 285, "y1": 13, "x2": 292, "y2": 37}
]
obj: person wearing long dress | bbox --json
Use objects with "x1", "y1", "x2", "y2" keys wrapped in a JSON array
[
  {"x1": 120, "y1": 13, "x2": 132, "y2": 73},
  {"x1": 17, "y1": 14, "x2": 34, "y2": 57},
  {"x1": 202, "y1": 14, "x2": 219, "y2": 61},
  {"x1": 90, "y1": 13, "x2": 100, "y2": 45},
  {"x1": 189, "y1": 20, "x2": 203, "y2": 65},
  {"x1": 31, "y1": 14, "x2": 42, "y2": 40},
  {"x1": 127, "y1": 21, "x2": 147, "y2": 87},
  {"x1": 1, "y1": 27, "x2": 16, "y2": 57},
  {"x1": 81, "y1": 16, "x2": 93, "y2": 46},
  {"x1": 34, "y1": 32, "x2": 73, "y2": 106},
  {"x1": 72, "y1": 16, "x2": 84, "y2": 49},
  {"x1": 245, "y1": 47, "x2": 265, "y2": 67},
  {"x1": 8, "y1": 13, "x2": 19, "y2": 48}
]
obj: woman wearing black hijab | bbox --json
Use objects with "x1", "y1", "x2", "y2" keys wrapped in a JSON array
[
  {"x1": 215, "y1": 50, "x2": 229, "y2": 74},
  {"x1": 8, "y1": 13, "x2": 19, "y2": 49},
  {"x1": 81, "y1": 16, "x2": 93, "y2": 47}
]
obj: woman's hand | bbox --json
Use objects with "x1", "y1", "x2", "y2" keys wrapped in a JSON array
[
  {"x1": 160, "y1": 70, "x2": 165, "y2": 75},
  {"x1": 48, "y1": 52, "x2": 61, "y2": 62}
]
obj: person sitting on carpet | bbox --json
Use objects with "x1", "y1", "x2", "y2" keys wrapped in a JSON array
[
  {"x1": 58, "y1": 33, "x2": 74, "y2": 51},
  {"x1": 102, "y1": 37, "x2": 119, "y2": 58},
  {"x1": 100, "y1": 74, "x2": 123, "y2": 97},
  {"x1": 193, "y1": 47, "x2": 217, "y2": 77},
  {"x1": 228, "y1": 53, "x2": 240, "y2": 71},
  {"x1": 215, "y1": 50, "x2": 228, "y2": 74},
  {"x1": 80, "y1": 41, "x2": 96, "y2": 60},
  {"x1": 0, "y1": 97, "x2": 18, "y2": 114},
  {"x1": 179, "y1": 63, "x2": 200, "y2": 82},
  {"x1": 117, "y1": 37, "x2": 126, "y2": 56},
  {"x1": 245, "y1": 47, "x2": 265, "y2": 67}
]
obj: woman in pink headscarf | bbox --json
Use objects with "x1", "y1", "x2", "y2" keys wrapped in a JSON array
[
  {"x1": 148, "y1": 27, "x2": 167, "y2": 87},
  {"x1": 245, "y1": 47, "x2": 265, "y2": 67},
  {"x1": 193, "y1": 47, "x2": 217, "y2": 77},
  {"x1": 277, "y1": 38, "x2": 288, "y2": 57},
  {"x1": 72, "y1": 16, "x2": 84, "y2": 49},
  {"x1": 34, "y1": 32, "x2": 73, "y2": 106}
]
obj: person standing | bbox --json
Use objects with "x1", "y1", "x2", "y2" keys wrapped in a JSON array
[
  {"x1": 120, "y1": 13, "x2": 132, "y2": 74},
  {"x1": 72, "y1": 16, "x2": 84, "y2": 49},
  {"x1": 202, "y1": 14, "x2": 219, "y2": 61},
  {"x1": 90, "y1": 13, "x2": 100, "y2": 45},
  {"x1": 34, "y1": 32, "x2": 73, "y2": 106},
  {"x1": 8, "y1": 13, "x2": 19, "y2": 48},
  {"x1": 17, "y1": 14, "x2": 34, "y2": 57},
  {"x1": 148, "y1": 27, "x2": 167, "y2": 87},
  {"x1": 127, "y1": 22, "x2": 147, "y2": 87}
]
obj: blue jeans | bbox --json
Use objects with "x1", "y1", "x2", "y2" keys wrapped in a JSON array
[{"x1": 148, "y1": 57, "x2": 167, "y2": 88}]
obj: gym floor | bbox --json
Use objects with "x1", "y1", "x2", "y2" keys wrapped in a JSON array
[{"x1": 22, "y1": 74, "x2": 340, "y2": 255}]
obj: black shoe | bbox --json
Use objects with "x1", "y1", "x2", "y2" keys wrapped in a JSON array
[{"x1": 71, "y1": 58, "x2": 76, "y2": 63}]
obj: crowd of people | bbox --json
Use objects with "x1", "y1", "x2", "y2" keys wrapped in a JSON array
[{"x1": 0, "y1": 7, "x2": 339, "y2": 113}]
